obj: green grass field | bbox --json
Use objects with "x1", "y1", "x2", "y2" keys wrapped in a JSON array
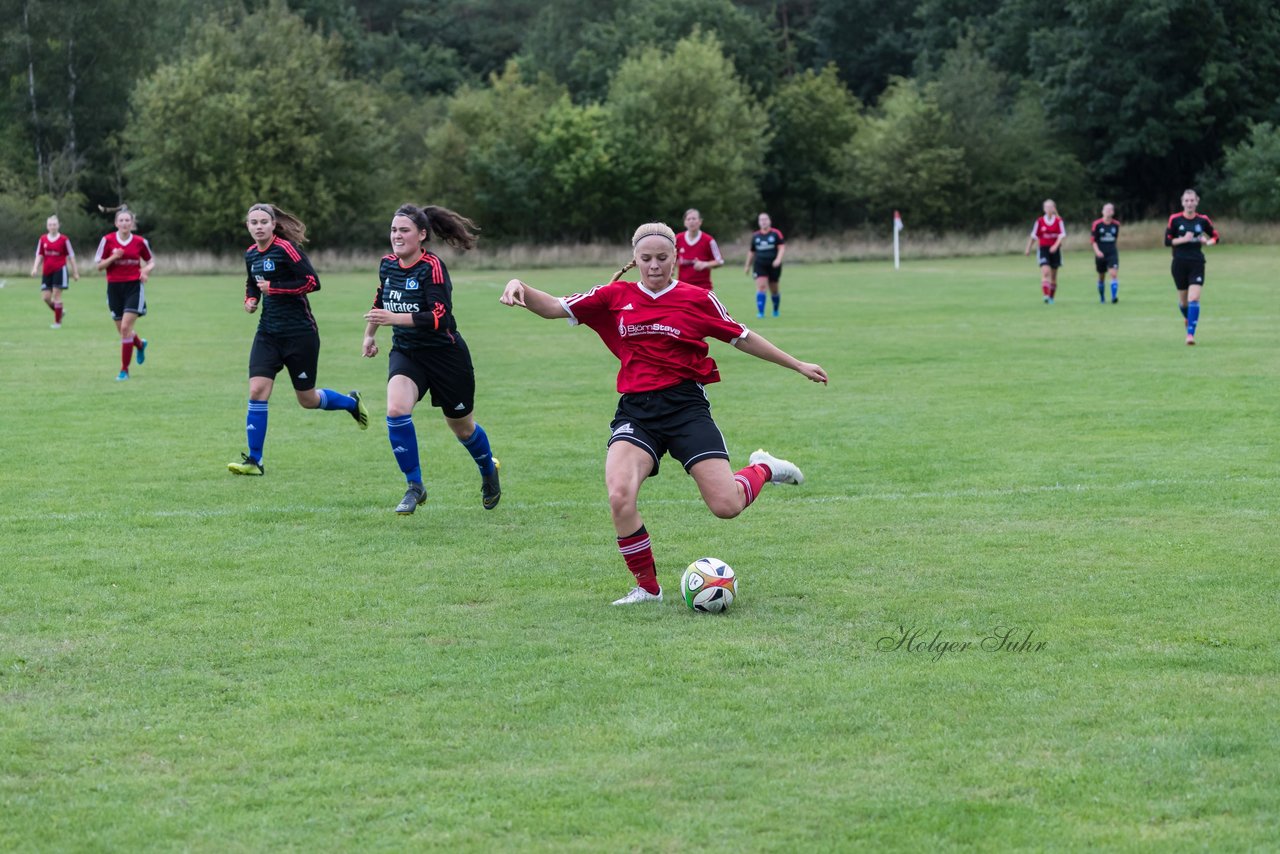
[{"x1": 2, "y1": 247, "x2": 1278, "y2": 850}]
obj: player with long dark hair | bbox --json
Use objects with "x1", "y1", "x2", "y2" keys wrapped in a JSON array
[
  {"x1": 94, "y1": 207, "x2": 154, "y2": 380},
  {"x1": 362, "y1": 203, "x2": 500, "y2": 515},
  {"x1": 1165, "y1": 189, "x2": 1219, "y2": 346},
  {"x1": 500, "y1": 222, "x2": 827, "y2": 606},
  {"x1": 227, "y1": 203, "x2": 368, "y2": 476},
  {"x1": 30, "y1": 214, "x2": 80, "y2": 328}
]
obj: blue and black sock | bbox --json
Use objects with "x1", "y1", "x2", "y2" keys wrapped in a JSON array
[
  {"x1": 1186, "y1": 300, "x2": 1200, "y2": 335},
  {"x1": 1111, "y1": 280, "x2": 1119, "y2": 301},
  {"x1": 756, "y1": 292, "x2": 766, "y2": 315},
  {"x1": 459, "y1": 424, "x2": 496, "y2": 476},
  {"x1": 316, "y1": 388, "x2": 356, "y2": 413},
  {"x1": 1097, "y1": 280, "x2": 1105, "y2": 302},
  {"x1": 771, "y1": 293, "x2": 780, "y2": 314},
  {"x1": 387, "y1": 415, "x2": 421, "y2": 483},
  {"x1": 246, "y1": 400, "x2": 268, "y2": 463}
]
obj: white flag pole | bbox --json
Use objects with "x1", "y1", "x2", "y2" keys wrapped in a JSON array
[{"x1": 893, "y1": 210, "x2": 903, "y2": 270}]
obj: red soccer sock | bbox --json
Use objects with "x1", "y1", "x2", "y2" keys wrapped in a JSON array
[
  {"x1": 733, "y1": 463, "x2": 770, "y2": 508},
  {"x1": 1049, "y1": 283, "x2": 1058, "y2": 298},
  {"x1": 132, "y1": 334, "x2": 143, "y2": 348},
  {"x1": 1041, "y1": 281, "x2": 1051, "y2": 297},
  {"x1": 121, "y1": 338, "x2": 134, "y2": 372},
  {"x1": 617, "y1": 526, "x2": 660, "y2": 594},
  {"x1": 54, "y1": 303, "x2": 63, "y2": 323}
]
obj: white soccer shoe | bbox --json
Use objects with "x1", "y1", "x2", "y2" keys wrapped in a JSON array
[
  {"x1": 749, "y1": 448, "x2": 805, "y2": 485},
  {"x1": 611, "y1": 586, "x2": 663, "y2": 606}
]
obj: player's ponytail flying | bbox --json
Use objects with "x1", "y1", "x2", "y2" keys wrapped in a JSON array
[
  {"x1": 396, "y1": 204, "x2": 480, "y2": 251},
  {"x1": 247, "y1": 203, "x2": 307, "y2": 245}
]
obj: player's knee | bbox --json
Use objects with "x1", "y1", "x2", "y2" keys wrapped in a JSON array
[
  {"x1": 708, "y1": 497, "x2": 742, "y2": 520},
  {"x1": 607, "y1": 484, "x2": 638, "y2": 519}
]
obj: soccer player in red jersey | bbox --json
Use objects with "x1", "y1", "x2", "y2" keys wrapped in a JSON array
[
  {"x1": 1165, "y1": 188, "x2": 1219, "y2": 345},
  {"x1": 1023, "y1": 199, "x2": 1066, "y2": 303},
  {"x1": 94, "y1": 207, "x2": 154, "y2": 380},
  {"x1": 30, "y1": 214, "x2": 80, "y2": 328},
  {"x1": 226, "y1": 204, "x2": 369, "y2": 477},
  {"x1": 363, "y1": 204, "x2": 500, "y2": 515},
  {"x1": 500, "y1": 222, "x2": 827, "y2": 606},
  {"x1": 1090, "y1": 203, "x2": 1121, "y2": 304},
  {"x1": 745, "y1": 212, "x2": 786, "y2": 317},
  {"x1": 676, "y1": 208, "x2": 723, "y2": 289}
]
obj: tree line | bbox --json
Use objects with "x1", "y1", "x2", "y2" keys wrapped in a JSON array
[{"x1": 3, "y1": 0, "x2": 1279, "y2": 255}]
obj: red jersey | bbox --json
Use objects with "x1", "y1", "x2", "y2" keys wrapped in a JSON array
[
  {"x1": 675, "y1": 230, "x2": 723, "y2": 289},
  {"x1": 561, "y1": 279, "x2": 748, "y2": 393},
  {"x1": 36, "y1": 234, "x2": 73, "y2": 274},
  {"x1": 95, "y1": 232, "x2": 154, "y2": 283},
  {"x1": 1031, "y1": 216, "x2": 1066, "y2": 247}
]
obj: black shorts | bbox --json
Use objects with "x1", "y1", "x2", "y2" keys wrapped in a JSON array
[
  {"x1": 388, "y1": 342, "x2": 476, "y2": 417},
  {"x1": 249, "y1": 330, "x2": 321, "y2": 391},
  {"x1": 1171, "y1": 258, "x2": 1205, "y2": 290},
  {"x1": 41, "y1": 269, "x2": 70, "y2": 290},
  {"x1": 752, "y1": 259, "x2": 782, "y2": 283},
  {"x1": 1095, "y1": 253, "x2": 1118, "y2": 274},
  {"x1": 608, "y1": 380, "x2": 729, "y2": 477},
  {"x1": 106, "y1": 280, "x2": 147, "y2": 320},
  {"x1": 1036, "y1": 248, "x2": 1062, "y2": 269}
]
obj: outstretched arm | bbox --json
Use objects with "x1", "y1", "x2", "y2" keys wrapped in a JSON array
[
  {"x1": 734, "y1": 331, "x2": 827, "y2": 384},
  {"x1": 500, "y1": 279, "x2": 571, "y2": 319}
]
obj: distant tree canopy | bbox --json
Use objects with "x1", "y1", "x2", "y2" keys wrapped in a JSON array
[{"x1": 2, "y1": 0, "x2": 1280, "y2": 254}]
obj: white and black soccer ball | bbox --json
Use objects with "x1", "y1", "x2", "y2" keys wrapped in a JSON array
[{"x1": 681, "y1": 557, "x2": 738, "y2": 613}]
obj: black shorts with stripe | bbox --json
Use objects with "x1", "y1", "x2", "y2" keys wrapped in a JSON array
[
  {"x1": 388, "y1": 340, "x2": 476, "y2": 417},
  {"x1": 41, "y1": 269, "x2": 70, "y2": 290},
  {"x1": 249, "y1": 329, "x2": 321, "y2": 391},
  {"x1": 608, "y1": 380, "x2": 730, "y2": 478},
  {"x1": 106, "y1": 280, "x2": 146, "y2": 320},
  {"x1": 1036, "y1": 248, "x2": 1062, "y2": 269},
  {"x1": 1094, "y1": 252, "x2": 1118, "y2": 274}
]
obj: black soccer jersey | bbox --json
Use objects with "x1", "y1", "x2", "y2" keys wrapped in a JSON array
[
  {"x1": 750, "y1": 228, "x2": 785, "y2": 263},
  {"x1": 1091, "y1": 219, "x2": 1120, "y2": 255},
  {"x1": 244, "y1": 238, "x2": 320, "y2": 336},
  {"x1": 1165, "y1": 213, "x2": 1218, "y2": 261},
  {"x1": 373, "y1": 251, "x2": 462, "y2": 350}
]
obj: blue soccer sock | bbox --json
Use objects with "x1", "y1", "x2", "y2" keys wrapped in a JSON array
[
  {"x1": 1111, "y1": 280, "x2": 1119, "y2": 301},
  {"x1": 771, "y1": 293, "x2": 780, "y2": 314},
  {"x1": 316, "y1": 388, "x2": 356, "y2": 412},
  {"x1": 246, "y1": 400, "x2": 268, "y2": 463},
  {"x1": 459, "y1": 424, "x2": 496, "y2": 476},
  {"x1": 1186, "y1": 300, "x2": 1200, "y2": 335},
  {"x1": 1097, "y1": 280, "x2": 1105, "y2": 302},
  {"x1": 387, "y1": 415, "x2": 421, "y2": 483},
  {"x1": 756, "y1": 292, "x2": 766, "y2": 315}
]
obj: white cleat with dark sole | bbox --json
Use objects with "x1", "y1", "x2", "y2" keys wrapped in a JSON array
[
  {"x1": 611, "y1": 586, "x2": 663, "y2": 606},
  {"x1": 749, "y1": 448, "x2": 804, "y2": 485}
]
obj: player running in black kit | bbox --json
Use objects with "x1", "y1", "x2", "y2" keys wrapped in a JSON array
[
  {"x1": 1090, "y1": 203, "x2": 1121, "y2": 304},
  {"x1": 362, "y1": 204, "x2": 500, "y2": 515},
  {"x1": 1164, "y1": 189, "x2": 1219, "y2": 346},
  {"x1": 228, "y1": 203, "x2": 368, "y2": 476},
  {"x1": 745, "y1": 212, "x2": 786, "y2": 318}
]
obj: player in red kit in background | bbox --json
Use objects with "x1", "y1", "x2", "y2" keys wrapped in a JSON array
[
  {"x1": 500, "y1": 222, "x2": 827, "y2": 606},
  {"x1": 94, "y1": 207, "x2": 154, "y2": 381},
  {"x1": 30, "y1": 214, "x2": 80, "y2": 328},
  {"x1": 676, "y1": 208, "x2": 723, "y2": 289},
  {"x1": 1024, "y1": 199, "x2": 1066, "y2": 304}
]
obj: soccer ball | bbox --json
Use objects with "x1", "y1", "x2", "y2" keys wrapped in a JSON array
[{"x1": 681, "y1": 557, "x2": 738, "y2": 613}]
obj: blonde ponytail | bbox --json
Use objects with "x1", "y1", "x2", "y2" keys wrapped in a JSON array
[{"x1": 610, "y1": 259, "x2": 637, "y2": 282}]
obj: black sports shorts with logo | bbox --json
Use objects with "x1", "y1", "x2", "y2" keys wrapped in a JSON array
[
  {"x1": 1095, "y1": 252, "x2": 1118, "y2": 274},
  {"x1": 608, "y1": 379, "x2": 730, "y2": 477},
  {"x1": 1171, "y1": 258, "x2": 1205, "y2": 290},
  {"x1": 388, "y1": 340, "x2": 476, "y2": 417},
  {"x1": 106, "y1": 279, "x2": 146, "y2": 320},
  {"x1": 1036, "y1": 248, "x2": 1062, "y2": 269},
  {"x1": 249, "y1": 329, "x2": 321, "y2": 391}
]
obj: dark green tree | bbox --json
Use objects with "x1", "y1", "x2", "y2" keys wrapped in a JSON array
[{"x1": 124, "y1": 1, "x2": 390, "y2": 248}]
